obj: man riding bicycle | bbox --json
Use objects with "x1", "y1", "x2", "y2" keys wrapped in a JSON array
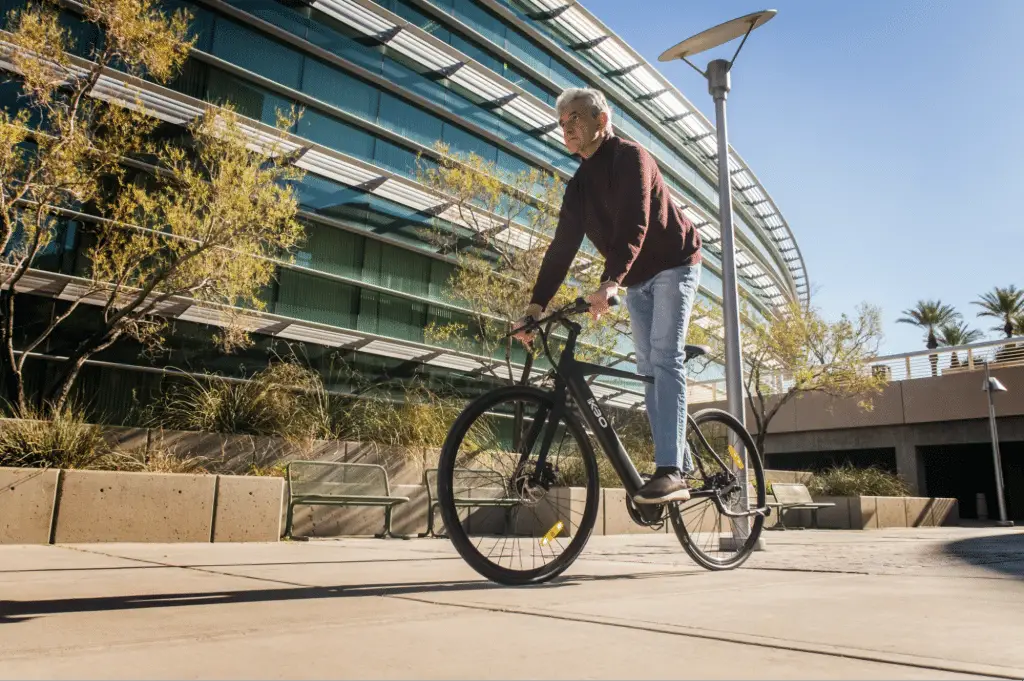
[{"x1": 513, "y1": 87, "x2": 703, "y2": 506}]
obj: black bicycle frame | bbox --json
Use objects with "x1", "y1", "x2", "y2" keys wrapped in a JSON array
[{"x1": 519, "y1": 314, "x2": 758, "y2": 521}]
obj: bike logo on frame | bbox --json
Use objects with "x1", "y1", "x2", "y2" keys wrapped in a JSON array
[{"x1": 586, "y1": 398, "x2": 608, "y2": 428}]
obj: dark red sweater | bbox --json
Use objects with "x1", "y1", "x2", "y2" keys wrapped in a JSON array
[{"x1": 529, "y1": 135, "x2": 702, "y2": 309}]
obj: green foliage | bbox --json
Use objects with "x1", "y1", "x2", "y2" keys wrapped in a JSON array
[
  {"x1": 146, "y1": 353, "x2": 462, "y2": 450},
  {"x1": 0, "y1": 402, "x2": 137, "y2": 470},
  {"x1": 1, "y1": 0, "x2": 304, "y2": 415},
  {"x1": 973, "y1": 285, "x2": 1024, "y2": 339},
  {"x1": 335, "y1": 381, "x2": 464, "y2": 448},
  {"x1": 897, "y1": 300, "x2": 961, "y2": 347},
  {"x1": 937, "y1": 322, "x2": 984, "y2": 347},
  {"x1": 129, "y1": 443, "x2": 211, "y2": 474},
  {"x1": 148, "y1": 361, "x2": 336, "y2": 442},
  {"x1": 807, "y1": 463, "x2": 910, "y2": 497},
  {"x1": 734, "y1": 300, "x2": 888, "y2": 452}
]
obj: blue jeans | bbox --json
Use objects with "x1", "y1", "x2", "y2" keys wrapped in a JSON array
[{"x1": 625, "y1": 263, "x2": 701, "y2": 473}]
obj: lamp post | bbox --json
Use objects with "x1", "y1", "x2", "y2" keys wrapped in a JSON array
[
  {"x1": 982, "y1": 361, "x2": 1013, "y2": 527},
  {"x1": 659, "y1": 11, "x2": 776, "y2": 546}
]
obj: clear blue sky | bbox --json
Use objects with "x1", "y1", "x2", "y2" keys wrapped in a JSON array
[{"x1": 581, "y1": 0, "x2": 1024, "y2": 355}]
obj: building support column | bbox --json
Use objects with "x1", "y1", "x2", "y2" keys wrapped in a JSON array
[{"x1": 894, "y1": 430, "x2": 925, "y2": 496}]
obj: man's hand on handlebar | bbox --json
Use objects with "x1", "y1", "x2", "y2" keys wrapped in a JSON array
[
  {"x1": 586, "y1": 281, "x2": 620, "y2": 321},
  {"x1": 511, "y1": 303, "x2": 544, "y2": 346}
]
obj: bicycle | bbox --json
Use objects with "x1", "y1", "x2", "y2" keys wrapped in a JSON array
[{"x1": 436, "y1": 295, "x2": 769, "y2": 586}]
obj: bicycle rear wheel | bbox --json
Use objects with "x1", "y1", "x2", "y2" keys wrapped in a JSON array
[
  {"x1": 669, "y1": 407, "x2": 766, "y2": 570},
  {"x1": 437, "y1": 386, "x2": 600, "y2": 586}
]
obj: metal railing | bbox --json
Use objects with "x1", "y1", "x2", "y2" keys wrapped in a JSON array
[
  {"x1": 863, "y1": 336, "x2": 1024, "y2": 382},
  {"x1": 684, "y1": 336, "x2": 1024, "y2": 406}
]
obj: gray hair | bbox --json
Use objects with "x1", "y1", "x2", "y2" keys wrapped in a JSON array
[{"x1": 555, "y1": 88, "x2": 613, "y2": 132}]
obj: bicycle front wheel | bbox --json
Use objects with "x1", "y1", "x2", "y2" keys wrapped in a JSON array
[
  {"x1": 437, "y1": 386, "x2": 600, "y2": 586},
  {"x1": 669, "y1": 407, "x2": 766, "y2": 570}
]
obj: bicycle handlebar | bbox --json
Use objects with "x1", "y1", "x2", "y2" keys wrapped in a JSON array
[{"x1": 504, "y1": 294, "x2": 621, "y2": 341}]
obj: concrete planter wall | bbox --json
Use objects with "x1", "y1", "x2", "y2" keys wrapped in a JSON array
[
  {"x1": 0, "y1": 467, "x2": 59, "y2": 544},
  {"x1": 0, "y1": 466, "x2": 284, "y2": 544},
  {"x1": 779, "y1": 495, "x2": 960, "y2": 529}
]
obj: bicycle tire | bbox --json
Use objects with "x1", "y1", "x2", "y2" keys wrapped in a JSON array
[
  {"x1": 437, "y1": 385, "x2": 600, "y2": 586},
  {"x1": 669, "y1": 407, "x2": 766, "y2": 571}
]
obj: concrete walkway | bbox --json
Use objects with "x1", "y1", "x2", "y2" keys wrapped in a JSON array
[{"x1": 1, "y1": 527, "x2": 1022, "y2": 679}]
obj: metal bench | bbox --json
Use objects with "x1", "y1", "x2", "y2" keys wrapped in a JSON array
[
  {"x1": 285, "y1": 461, "x2": 409, "y2": 539},
  {"x1": 419, "y1": 467, "x2": 520, "y2": 538},
  {"x1": 766, "y1": 482, "x2": 835, "y2": 530}
]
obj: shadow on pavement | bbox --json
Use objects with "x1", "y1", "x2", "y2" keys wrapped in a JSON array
[
  {"x1": 0, "y1": 568, "x2": 698, "y2": 624},
  {"x1": 942, "y1": 530, "x2": 1024, "y2": 579},
  {"x1": 0, "y1": 556, "x2": 464, "y2": 574}
]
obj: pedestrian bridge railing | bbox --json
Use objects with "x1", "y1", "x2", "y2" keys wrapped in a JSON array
[{"x1": 685, "y1": 336, "x2": 1024, "y2": 405}]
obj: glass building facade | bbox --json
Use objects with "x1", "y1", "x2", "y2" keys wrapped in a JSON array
[{"x1": 0, "y1": 0, "x2": 807, "y2": 419}]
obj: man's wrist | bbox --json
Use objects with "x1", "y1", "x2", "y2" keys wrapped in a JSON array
[{"x1": 524, "y1": 303, "x2": 544, "y2": 319}]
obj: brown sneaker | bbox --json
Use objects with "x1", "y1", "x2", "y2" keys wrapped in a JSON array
[{"x1": 633, "y1": 467, "x2": 690, "y2": 504}]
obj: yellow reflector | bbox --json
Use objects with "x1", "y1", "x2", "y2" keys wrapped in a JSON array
[
  {"x1": 728, "y1": 444, "x2": 745, "y2": 470},
  {"x1": 540, "y1": 521, "x2": 564, "y2": 546}
]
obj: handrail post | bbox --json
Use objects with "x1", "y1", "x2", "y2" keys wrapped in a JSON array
[{"x1": 968, "y1": 348, "x2": 975, "y2": 370}]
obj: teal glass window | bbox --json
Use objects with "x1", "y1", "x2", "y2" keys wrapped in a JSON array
[
  {"x1": 210, "y1": 16, "x2": 303, "y2": 90},
  {"x1": 297, "y1": 110, "x2": 376, "y2": 161},
  {"x1": 300, "y1": 59, "x2": 379, "y2": 121},
  {"x1": 377, "y1": 92, "x2": 443, "y2": 147}
]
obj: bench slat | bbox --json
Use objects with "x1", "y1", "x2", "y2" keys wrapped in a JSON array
[{"x1": 292, "y1": 495, "x2": 409, "y2": 506}]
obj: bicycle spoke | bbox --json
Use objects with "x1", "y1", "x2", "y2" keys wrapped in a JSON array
[
  {"x1": 670, "y1": 409, "x2": 766, "y2": 570},
  {"x1": 438, "y1": 388, "x2": 600, "y2": 583}
]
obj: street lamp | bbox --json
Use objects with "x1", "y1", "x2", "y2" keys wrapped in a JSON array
[
  {"x1": 982, "y1": 361, "x2": 1013, "y2": 527},
  {"x1": 659, "y1": 11, "x2": 776, "y2": 547},
  {"x1": 658, "y1": 10, "x2": 776, "y2": 433}
]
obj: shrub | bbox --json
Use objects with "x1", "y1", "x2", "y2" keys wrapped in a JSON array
[
  {"x1": 807, "y1": 463, "x2": 910, "y2": 497},
  {"x1": 246, "y1": 461, "x2": 288, "y2": 478},
  {"x1": 149, "y1": 361, "x2": 337, "y2": 442},
  {"x1": 131, "y1": 445, "x2": 211, "y2": 474},
  {"x1": 0, "y1": 403, "x2": 140, "y2": 470},
  {"x1": 335, "y1": 382, "x2": 463, "y2": 448}
]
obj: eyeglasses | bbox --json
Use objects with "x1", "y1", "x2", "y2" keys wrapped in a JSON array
[{"x1": 558, "y1": 112, "x2": 582, "y2": 130}]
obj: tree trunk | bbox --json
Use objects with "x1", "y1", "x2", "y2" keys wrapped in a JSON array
[
  {"x1": 1, "y1": 355, "x2": 29, "y2": 415},
  {"x1": 927, "y1": 330, "x2": 939, "y2": 377},
  {"x1": 45, "y1": 329, "x2": 121, "y2": 414},
  {"x1": 0, "y1": 291, "x2": 28, "y2": 414}
]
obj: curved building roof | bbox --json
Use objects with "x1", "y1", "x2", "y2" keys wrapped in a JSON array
[{"x1": 317, "y1": 0, "x2": 807, "y2": 308}]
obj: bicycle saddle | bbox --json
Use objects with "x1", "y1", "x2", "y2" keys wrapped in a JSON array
[{"x1": 684, "y1": 344, "x2": 710, "y2": 361}]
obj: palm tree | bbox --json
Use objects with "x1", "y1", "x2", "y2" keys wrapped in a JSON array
[
  {"x1": 897, "y1": 300, "x2": 961, "y2": 349},
  {"x1": 937, "y1": 322, "x2": 984, "y2": 368},
  {"x1": 897, "y1": 300, "x2": 961, "y2": 377},
  {"x1": 973, "y1": 285, "x2": 1023, "y2": 339}
]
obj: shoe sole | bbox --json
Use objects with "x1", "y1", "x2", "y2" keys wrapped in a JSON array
[{"x1": 633, "y1": 489, "x2": 691, "y2": 504}]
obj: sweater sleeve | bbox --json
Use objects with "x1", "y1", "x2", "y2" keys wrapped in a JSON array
[
  {"x1": 529, "y1": 179, "x2": 585, "y2": 309},
  {"x1": 600, "y1": 145, "x2": 653, "y2": 285}
]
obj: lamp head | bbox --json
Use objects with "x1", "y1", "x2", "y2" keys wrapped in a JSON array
[
  {"x1": 658, "y1": 10, "x2": 777, "y2": 62},
  {"x1": 984, "y1": 376, "x2": 1008, "y2": 393}
]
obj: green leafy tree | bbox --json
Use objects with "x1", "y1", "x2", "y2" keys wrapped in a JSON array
[
  {"x1": 740, "y1": 301, "x2": 888, "y2": 455},
  {"x1": 973, "y1": 285, "x2": 1023, "y2": 339},
  {"x1": 937, "y1": 321, "x2": 983, "y2": 368},
  {"x1": 1, "y1": 0, "x2": 304, "y2": 414},
  {"x1": 897, "y1": 299, "x2": 961, "y2": 350},
  {"x1": 897, "y1": 299, "x2": 960, "y2": 377}
]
